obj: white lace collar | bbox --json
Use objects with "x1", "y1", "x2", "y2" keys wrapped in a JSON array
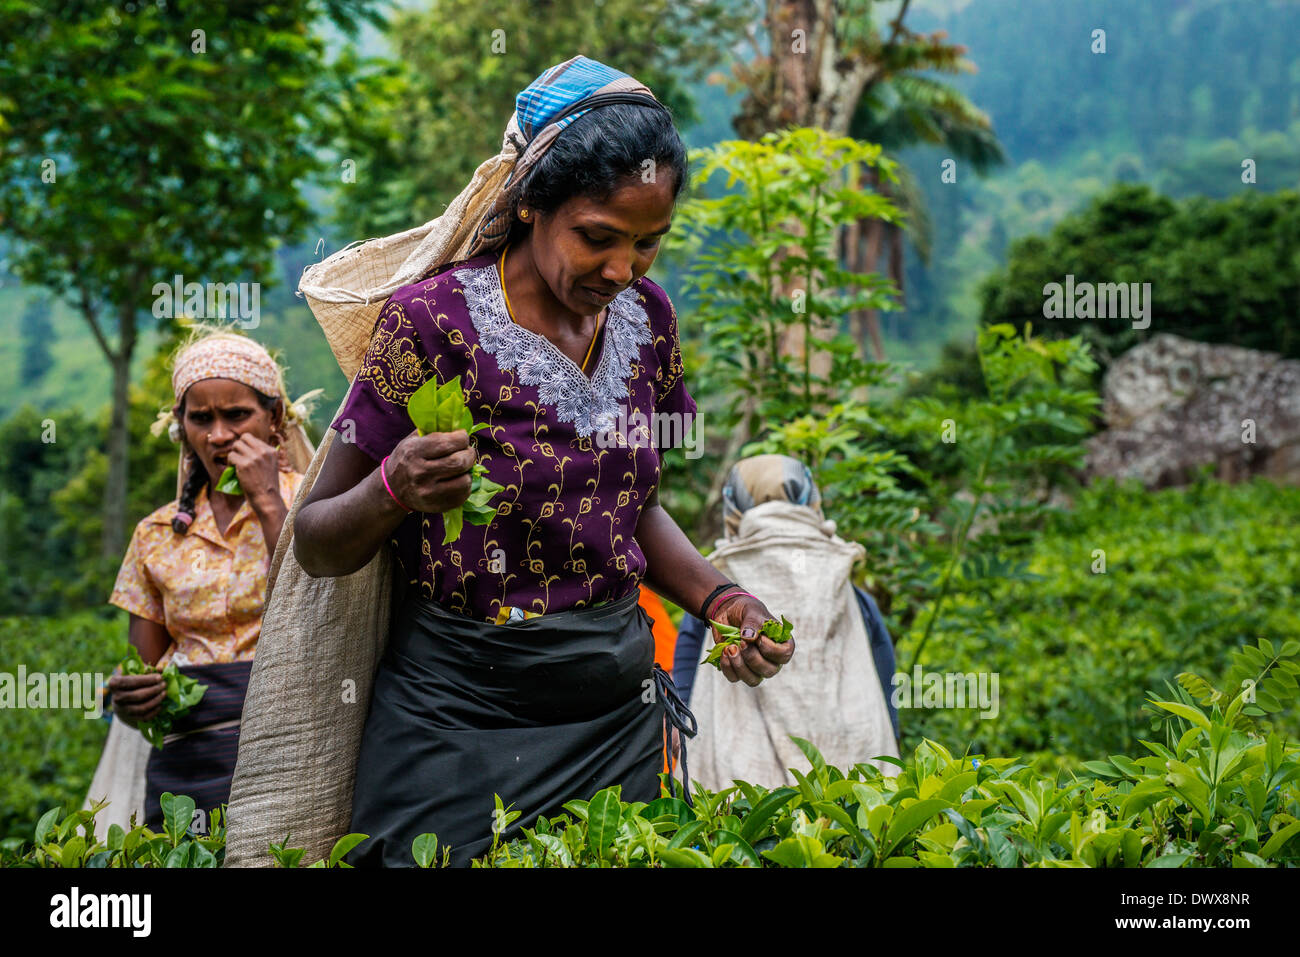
[{"x1": 453, "y1": 260, "x2": 654, "y2": 437}]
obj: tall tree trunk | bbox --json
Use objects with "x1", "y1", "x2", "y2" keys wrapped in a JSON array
[
  {"x1": 886, "y1": 220, "x2": 906, "y2": 341},
  {"x1": 80, "y1": 288, "x2": 138, "y2": 561},
  {"x1": 724, "y1": 0, "x2": 918, "y2": 415},
  {"x1": 103, "y1": 346, "x2": 131, "y2": 559},
  {"x1": 845, "y1": 163, "x2": 888, "y2": 361}
]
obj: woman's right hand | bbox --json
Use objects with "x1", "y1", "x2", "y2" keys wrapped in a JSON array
[
  {"x1": 385, "y1": 428, "x2": 477, "y2": 514},
  {"x1": 107, "y1": 672, "x2": 167, "y2": 727}
]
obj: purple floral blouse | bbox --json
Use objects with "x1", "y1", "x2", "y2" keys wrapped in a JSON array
[{"x1": 330, "y1": 250, "x2": 697, "y2": 622}]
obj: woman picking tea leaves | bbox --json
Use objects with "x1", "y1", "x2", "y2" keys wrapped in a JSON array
[{"x1": 290, "y1": 56, "x2": 796, "y2": 866}]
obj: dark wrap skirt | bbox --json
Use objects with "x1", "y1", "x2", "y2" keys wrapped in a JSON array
[
  {"x1": 143, "y1": 659, "x2": 252, "y2": 832},
  {"x1": 346, "y1": 587, "x2": 696, "y2": 868}
]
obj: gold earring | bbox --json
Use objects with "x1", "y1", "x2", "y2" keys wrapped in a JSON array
[{"x1": 519, "y1": 208, "x2": 529, "y2": 219}]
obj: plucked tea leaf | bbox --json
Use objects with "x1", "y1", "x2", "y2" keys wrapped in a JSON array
[
  {"x1": 440, "y1": 506, "x2": 464, "y2": 545},
  {"x1": 409, "y1": 375, "x2": 502, "y2": 540},
  {"x1": 407, "y1": 377, "x2": 440, "y2": 435},
  {"x1": 760, "y1": 615, "x2": 794, "y2": 643},
  {"x1": 215, "y1": 466, "x2": 243, "y2": 496},
  {"x1": 114, "y1": 649, "x2": 207, "y2": 749},
  {"x1": 703, "y1": 618, "x2": 744, "y2": 669}
]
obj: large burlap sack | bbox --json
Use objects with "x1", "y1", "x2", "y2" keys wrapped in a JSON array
[
  {"x1": 222, "y1": 385, "x2": 394, "y2": 867},
  {"x1": 687, "y1": 501, "x2": 900, "y2": 790},
  {"x1": 82, "y1": 718, "x2": 152, "y2": 831}
]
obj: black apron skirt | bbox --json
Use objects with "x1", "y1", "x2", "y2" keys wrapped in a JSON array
[
  {"x1": 346, "y1": 587, "x2": 695, "y2": 867},
  {"x1": 143, "y1": 659, "x2": 252, "y2": 833}
]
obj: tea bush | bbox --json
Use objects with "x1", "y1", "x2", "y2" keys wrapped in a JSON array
[
  {"x1": 0, "y1": 610, "x2": 122, "y2": 841},
  {"x1": 3, "y1": 636, "x2": 1296, "y2": 868},
  {"x1": 902, "y1": 475, "x2": 1300, "y2": 766}
]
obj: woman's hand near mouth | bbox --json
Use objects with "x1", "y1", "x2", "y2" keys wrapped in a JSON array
[{"x1": 223, "y1": 433, "x2": 290, "y2": 552}]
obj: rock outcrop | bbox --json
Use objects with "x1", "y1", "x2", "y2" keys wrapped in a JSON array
[{"x1": 1085, "y1": 334, "x2": 1300, "y2": 488}]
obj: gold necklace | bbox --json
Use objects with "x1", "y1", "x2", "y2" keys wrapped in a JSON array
[{"x1": 497, "y1": 244, "x2": 605, "y2": 374}]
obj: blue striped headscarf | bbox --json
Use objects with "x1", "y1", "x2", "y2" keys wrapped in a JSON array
[
  {"x1": 468, "y1": 56, "x2": 669, "y2": 252},
  {"x1": 513, "y1": 56, "x2": 636, "y2": 143}
]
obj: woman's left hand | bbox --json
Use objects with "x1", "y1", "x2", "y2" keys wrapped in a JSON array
[
  {"x1": 711, "y1": 594, "x2": 795, "y2": 687},
  {"x1": 225, "y1": 433, "x2": 284, "y2": 511}
]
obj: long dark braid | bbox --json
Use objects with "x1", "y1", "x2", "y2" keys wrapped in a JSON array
[
  {"x1": 171, "y1": 387, "x2": 282, "y2": 535},
  {"x1": 172, "y1": 448, "x2": 209, "y2": 534}
]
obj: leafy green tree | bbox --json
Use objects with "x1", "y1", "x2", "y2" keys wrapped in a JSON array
[
  {"x1": 0, "y1": 404, "x2": 99, "y2": 614},
  {"x1": 721, "y1": 0, "x2": 997, "y2": 363},
  {"x1": 668, "y1": 128, "x2": 903, "y2": 535},
  {"x1": 979, "y1": 183, "x2": 1300, "y2": 367},
  {"x1": 0, "y1": 0, "x2": 382, "y2": 559}
]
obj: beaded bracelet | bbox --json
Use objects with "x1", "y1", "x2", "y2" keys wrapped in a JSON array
[{"x1": 380, "y1": 454, "x2": 412, "y2": 513}]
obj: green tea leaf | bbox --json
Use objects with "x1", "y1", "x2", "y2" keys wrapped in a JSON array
[
  {"x1": 761, "y1": 836, "x2": 808, "y2": 868},
  {"x1": 739, "y1": 787, "x2": 798, "y2": 844},
  {"x1": 161, "y1": 792, "x2": 195, "y2": 847},
  {"x1": 586, "y1": 786, "x2": 622, "y2": 859},
  {"x1": 328, "y1": 833, "x2": 369, "y2": 868},
  {"x1": 407, "y1": 377, "x2": 440, "y2": 435},
  {"x1": 666, "y1": 819, "x2": 708, "y2": 851},
  {"x1": 881, "y1": 799, "x2": 949, "y2": 859},
  {"x1": 412, "y1": 833, "x2": 439, "y2": 867},
  {"x1": 441, "y1": 507, "x2": 463, "y2": 545},
  {"x1": 760, "y1": 615, "x2": 794, "y2": 643},
  {"x1": 1259, "y1": 820, "x2": 1300, "y2": 859},
  {"x1": 658, "y1": 847, "x2": 710, "y2": 867},
  {"x1": 215, "y1": 466, "x2": 242, "y2": 496},
  {"x1": 639, "y1": 798, "x2": 693, "y2": 826},
  {"x1": 712, "y1": 828, "x2": 762, "y2": 867},
  {"x1": 703, "y1": 619, "x2": 745, "y2": 669},
  {"x1": 34, "y1": 807, "x2": 60, "y2": 845}
]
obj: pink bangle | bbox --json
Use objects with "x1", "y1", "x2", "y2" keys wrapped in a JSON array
[
  {"x1": 380, "y1": 454, "x2": 412, "y2": 512},
  {"x1": 706, "y1": 588, "x2": 756, "y2": 622}
]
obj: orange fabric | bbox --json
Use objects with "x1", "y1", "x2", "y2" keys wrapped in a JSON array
[
  {"x1": 638, "y1": 585, "x2": 678, "y2": 672},
  {"x1": 638, "y1": 585, "x2": 680, "y2": 776}
]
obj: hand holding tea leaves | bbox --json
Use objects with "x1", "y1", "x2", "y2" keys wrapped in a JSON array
[
  {"x1": 703, "y1": 593, "x2": 797, "y2": 686},
  {"x1": 704, "y1": 615, "x2": 794, "y2": 668},
  {"x1": 405, "y1": 374, "x2": 504, "y2": 544},
  {"x1": 112, "y1": 645, "x2": 207, "y2": 749}
]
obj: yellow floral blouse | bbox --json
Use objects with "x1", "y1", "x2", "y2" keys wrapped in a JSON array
[{"x1": 109, "y1": 469, "x2": 304, "y2": 668}]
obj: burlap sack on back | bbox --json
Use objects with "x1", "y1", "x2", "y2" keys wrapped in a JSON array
[
  {"x1": 82, "y1": 719, "x2": 152, "y2": 832},
  {"x1": 687, "y1": 501, "x2": 901, "y2": 791},
  {"x1": 221, "y1": 393, "x2": 393, "y2": 866},
  {"x1": 222, "y1": 143, "x2": 520, "y2": 868}
]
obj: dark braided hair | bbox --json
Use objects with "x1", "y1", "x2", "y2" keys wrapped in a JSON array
[
  {"x1": 172, "y1": 386, "x2": 283, "y2": 535},
  {"x1": 501, "y1": 102, "x2": 689, "y2": 250}
]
